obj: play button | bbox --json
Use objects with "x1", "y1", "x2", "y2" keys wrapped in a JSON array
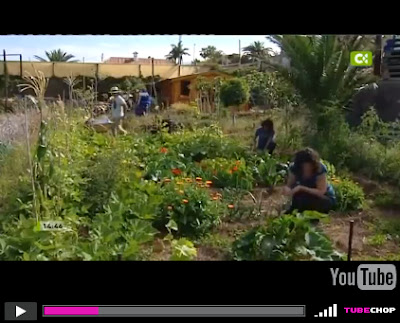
[
  {"x1": 16, "y1": 306, "x2": 26, "y2": 318},
  {"x1": 4, "y1": 302, "x2": 37, "y2": 321}
]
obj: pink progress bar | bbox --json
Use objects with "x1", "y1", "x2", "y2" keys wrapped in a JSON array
[{"x1": 44, "y1": 307, "x2": 99, "y2": 315}]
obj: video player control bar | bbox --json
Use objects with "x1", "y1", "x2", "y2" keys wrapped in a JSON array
[{"x1": 43, "y1": 305, "x2": 306, "y2": 317}]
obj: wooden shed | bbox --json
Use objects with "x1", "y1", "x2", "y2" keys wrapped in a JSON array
[{"x1": 158, "y1": 71, "x2": 231, "y2": 107}]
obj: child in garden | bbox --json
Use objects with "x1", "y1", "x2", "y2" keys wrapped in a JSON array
[
  {"x1": 254, "y1": 119, "x2": 276, "y2": 154},
  {"x1": 283, "y1": 148, "x2": 336, "y2": 214},
  {"x1": 135, "y1": 88, "x2": 152, "y2": 116}
]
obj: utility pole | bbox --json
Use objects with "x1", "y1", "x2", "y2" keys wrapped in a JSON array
[
  {"x1": 101, "y1": 53, "x2": 104, "y2": 62},
  {"x1": 193, "y1": 43, "x2": 196, "y2": 65},
  {"x1": 82, "y1": 57, "x2": 86, "y2": 90},
  {"x1": 238, "y1": 40, "x2": 241, "y2": 66},
  {"x1": 3, "y1": 50, "x2": 8, "y2": 110},
  {"x1": 374, "y1": 35, "x2": 382, "y2": 76}
]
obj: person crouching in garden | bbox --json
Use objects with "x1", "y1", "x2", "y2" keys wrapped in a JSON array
[
  {"x1": 283, "y1": 148, "x2": 336, "y2": 214},
  {"x1": 254, "y1": 119, "x2": 277, "y2": 155},
  {"x1": 109, "y1": 87, "x2": 128, "y2": 136}
]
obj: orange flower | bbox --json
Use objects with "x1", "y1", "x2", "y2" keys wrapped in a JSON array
[
  {"x1": 206, "y1": 180, "x2": 213, "y2": 185},
  {"x1": 212, "y1": 196, "x2": 219, "y2": 200},
  {"x1": 164, "y1": 178, "x2": 171, "y2": 183},
  {"x1": 160, "y1": 147, "x2": 168, "y2": 153},
  {"x1": 196, "y1": 177, "x2": 203, "y2": 182},
  {"x1": 167, "y1": 206, "x2": 173, "y2": 210},
  {"x1": 235, "y1": 160, "x2": 241, "y2": 165},
  {"x1": 228, "y1": 204, "x2": 234, "y2": 209},
  {"x1": 182, "y1": 199, "x2": 189, "y2": 204},
  {"x1": 172, "y1": 168, "x2": 182, "y2": 175},
  {"x1": 232, "y1": 166, "x2": 239, "y2": 172}
]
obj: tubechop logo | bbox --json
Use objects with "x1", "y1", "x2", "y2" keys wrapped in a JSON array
[
  {"x1": 350, "y1": 51, "x2": 372, "y2": 66},
  {"x1": 330, "y1": 264, "x2": 397, "y2": 290}
]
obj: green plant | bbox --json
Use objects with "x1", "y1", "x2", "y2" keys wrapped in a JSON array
[
  {"x1": 250, "y1": 155, "x2": 287, "y2": 187},
  {"x1": 170, "y1": 238, "x2": 197, "y2": 260},
  {"x1": 332, "y1": 178, "x2": 365, "y2": 212},
  {"x1": 198, "y1": 158, "x2": 253, "y2": 190},
  {"x1": 220, "y1": 78, "x2": 250, "y2": 108},
  {"x1": 232, "y1": 211, "x2": 343, "y2": 261},
  {"x1": 156, "y1": 178, "x2": 224, "y2": 238}
]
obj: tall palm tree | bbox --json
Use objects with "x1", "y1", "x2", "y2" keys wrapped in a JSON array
[
  {"x1": 243, "y1": 41, "x2": 273, "y2": 62},
  {"x1": 165, "y1": 41, "x2": 190, "y2": 65},
  {"x1": 265, "y1": 35, "x2": 375, "y2": 110},
  {"x1": 34, "y1": 49, "x2": 78, "y2": 62}
]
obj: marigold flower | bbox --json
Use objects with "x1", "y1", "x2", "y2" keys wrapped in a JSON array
[
  {"x1": 206, "y1": 180, "x2": 213, "y2": 185},
  {"x1": 182, "y1": 199, "x2": 189, "y2": 204},
  {"x1": 196, "y1": 177, "x2": 203, "y2": 182},
  {"x1": 228, "y1": 204, "x2": 234, "y2": 209},
  {"x1": 160, "y1": 147, "x2": 168, "y2": 153},
  {"x1": 164, "y1": 178, "x2": 171, "y2": 183},
  {"x1": 172, "y1": 168, "x2": 182, "y2": 175},
  {"x1": 232, "y1": 166, "x2": 239, "y2": 172},
  {"x1": 212, "y1": 196, "x2": 219, "y2": 200}
]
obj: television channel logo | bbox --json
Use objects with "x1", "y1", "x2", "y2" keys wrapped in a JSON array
[{"x1": 350, "y1": 51, "x2": 372, "y2": 66}]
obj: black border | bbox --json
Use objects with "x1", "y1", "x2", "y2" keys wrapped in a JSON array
[{"x1": 1, "y1": 261, "x2": 399, "y2": 321}]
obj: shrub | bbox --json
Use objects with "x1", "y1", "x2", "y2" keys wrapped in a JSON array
[
  {"x1": 232, "y1": 211, "x2": 343, "y2": 261},
  {"x1": 156, "y1": 178, "x2": 224, "y2": 238},
  {"x1": 220, "y1": 78, "x2": 250, "y2": 107}
]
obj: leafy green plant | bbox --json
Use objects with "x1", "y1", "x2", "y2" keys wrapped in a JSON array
[
  {"x1": 170, "y1": 238, "x2": 197, "y2": 260},
  {"x1": 332, "y1": 178, "x2": 365, "y2": 212},
  {"x1": 250, "y1": 155, "x2": 287, "y2": 187},
  {"x1": 232, "y1": 211, "x2": 343, "y2": 261}
]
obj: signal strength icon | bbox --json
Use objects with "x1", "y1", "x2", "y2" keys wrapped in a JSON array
[{"x1": 314, "y1": 304, "x2": 337, "y2": 318}]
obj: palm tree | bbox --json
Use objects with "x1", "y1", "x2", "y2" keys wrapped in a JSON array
[
  {"x1": 265, "y1": 35, "x2": 375, "y2": 111},
  {"x1": 165, "y1": 41, "x2": 190, "y2": 65},
  {"x1": 34, "y1": 49, "x2": 78, "y2": 62},
  {"x1": 243, "y1": 41, "x2": 273, "y2": 62}
]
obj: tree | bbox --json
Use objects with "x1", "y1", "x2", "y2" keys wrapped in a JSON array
[
  {"x1": 220, "y1": 78, "x2": 250, "y2": 107},
  {"x1": 200, "y1": 46, "x2": 224, "y2": 62},
  {"x1": 243, "y1": 41, "x2": 273, "y2": 62},
  {"x1": 265, "y1": 35, "x2": 376, "y2": 111},
  {"x1": 34, "y1": 49, "x2": 78, "y2": 62},
  {"x1": 165, "y1": 41, "x2": 190, "y2": 65}
]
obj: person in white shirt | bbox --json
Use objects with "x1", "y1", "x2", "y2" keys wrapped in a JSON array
[{"x1": 109, "y1": 87, "x2": 128, "y2": 136}]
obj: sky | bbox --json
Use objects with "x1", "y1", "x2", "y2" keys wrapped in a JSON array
[{"x1": 0, "y1": 35, "x2": 279, "y2": 63}]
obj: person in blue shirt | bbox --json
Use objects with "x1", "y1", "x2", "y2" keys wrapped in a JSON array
[
  {"x1": 283, "y1": 148, "x2": 336, "y2": 214},
  {"x1": 254, "y1": 119, "x2": 276, "y2": 155},
  {"x1": 135, "y1": 88, "x2": 152, "y2": 116}
]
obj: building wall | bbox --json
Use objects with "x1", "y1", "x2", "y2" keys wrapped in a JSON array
[{"x1": 0, "y1": 62, "x2": 209, "y2": 79}]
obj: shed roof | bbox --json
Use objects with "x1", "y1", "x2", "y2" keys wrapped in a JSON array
[{"x1": 161, "y1": 70, "x2": 231, "y2": 82}]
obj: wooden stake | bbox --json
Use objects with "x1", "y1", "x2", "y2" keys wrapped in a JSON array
[{"x1": 347, "y1": 220, "x2": 355, "y2": 261}]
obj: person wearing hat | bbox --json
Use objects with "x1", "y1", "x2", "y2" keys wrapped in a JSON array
[{"x1": 109, "y1": 86, "x2": 128, "y2": 135}]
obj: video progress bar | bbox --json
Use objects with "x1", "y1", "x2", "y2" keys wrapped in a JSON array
[{"x1": 43, "y1": 305, "x2": 306, "y2": 317}]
